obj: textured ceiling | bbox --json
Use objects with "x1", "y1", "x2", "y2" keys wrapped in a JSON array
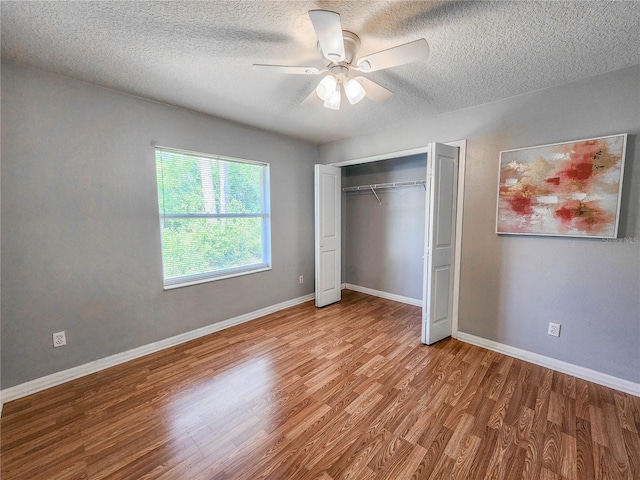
[{"x1": 2, "y1": 1, "x2": 639, "y2": 144}]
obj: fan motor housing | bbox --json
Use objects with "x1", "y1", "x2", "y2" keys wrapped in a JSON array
[{"x1": 318, "y1": 31, "x2": 361, "y2": 65}]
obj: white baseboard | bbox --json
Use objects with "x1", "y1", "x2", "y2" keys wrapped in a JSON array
[
  {"x1": 5, "y1": 293, "x2": 634, "y2": 411},
  {"x1": 0, "y1": 293, "x2": 315, "y2": 407},
  {"x1": 457, "y1": 332, "x2": 640, "y2": 398},
  {"x1": 345, "y1": 283, "x2": 422, "y2": 307}
]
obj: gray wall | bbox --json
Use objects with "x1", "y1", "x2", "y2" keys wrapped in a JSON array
[
  {"x1": 1, "y1": 63, "x2": 317, "y2": 389},
  {"x1": 343, "y1": 155, "x2": 427, "y2": 300},
  {"x1": 2, "y1": 61, "x2": 638, "y2": 390},
  {"x1": 321, "y1": 65, "x2": 640, "y2": 384}
]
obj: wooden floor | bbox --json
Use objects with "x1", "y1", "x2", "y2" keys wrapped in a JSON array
[{"x1": 1, "y1": 291, "x2": 639, "y2": 480}]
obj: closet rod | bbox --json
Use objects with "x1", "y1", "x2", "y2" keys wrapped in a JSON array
[{"x1": 342, "y1": 180, "x2": 427, "y2": 192}]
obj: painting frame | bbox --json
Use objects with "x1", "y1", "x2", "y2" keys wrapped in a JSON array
[{"x1": 496, "y1": 133, "x2": 627, "y2": 238}]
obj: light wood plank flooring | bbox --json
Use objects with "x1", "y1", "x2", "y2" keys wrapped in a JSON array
[{"x1": 1, "y1": 290, "x2": 639, "y2": 479}]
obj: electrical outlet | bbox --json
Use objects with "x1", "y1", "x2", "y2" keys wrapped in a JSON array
[
  {"x1": 299, "y1": 275, "x2": 304, "y2": 284},
  {"x1": 53, "y1": 331, "x2": 66, "y2": 347},
  {"x1": 548, "y1": 322, "x2": 561, "y2": 337}
]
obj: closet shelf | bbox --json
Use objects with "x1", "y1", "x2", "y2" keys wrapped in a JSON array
[
  {"x1": 342, "y1": 180, "x2": 426, "y2": 192},
  {"x1": 342, "y1": 180, "x2": 427, "y2": 204}
]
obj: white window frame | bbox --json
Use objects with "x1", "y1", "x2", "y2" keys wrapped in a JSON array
[{"x1": 155, "y1": 146, "x2": 271, "y2": 289}]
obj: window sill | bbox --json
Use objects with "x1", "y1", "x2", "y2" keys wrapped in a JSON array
[{"x1": 163, "y1": 265, "x2": 272, "y2": 290}]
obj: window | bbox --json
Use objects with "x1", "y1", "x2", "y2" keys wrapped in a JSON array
[{"x1": 155, "y1": 147, "x2": 271, "y2": 289}]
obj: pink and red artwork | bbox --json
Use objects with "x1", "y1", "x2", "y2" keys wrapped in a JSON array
[{"x1": 496, "y1": 134, "x2": 627, "y2": 238}]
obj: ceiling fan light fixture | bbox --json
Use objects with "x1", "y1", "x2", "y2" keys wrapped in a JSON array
[
  {"x1": 344, "y1": 78, "x2": 366, "y2": 105},
  {"x1": 323, "y1": 85, "x2": 341, "y2": 110},
  {"x1": 316, "y1": 74, "x2": 338, "y2": 101}
]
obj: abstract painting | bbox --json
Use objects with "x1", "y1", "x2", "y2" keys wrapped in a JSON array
[{"x1": 496, "y1": 134, "x2": 627, "y2": 238}]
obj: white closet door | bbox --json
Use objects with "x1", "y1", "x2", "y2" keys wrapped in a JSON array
[
  {"x1": 314, "y1": 164, "x2": 342, "y2": 307},
  {"x1": 422, "y1": 143, "x2": 459, "y2": 344}
]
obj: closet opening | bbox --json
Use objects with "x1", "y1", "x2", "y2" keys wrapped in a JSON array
[
  {"x1": 315, "y1": 140, "x2": 466, "y2": 344},
  {"x1": 342, "y1": 154, "x2": 427, "y2": 306}
]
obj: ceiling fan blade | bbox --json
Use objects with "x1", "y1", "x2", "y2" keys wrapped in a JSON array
[
  {"x1": 252, "y1": 64, "x2": 322, "y2": 75},
  {"x1": 355, "y1": 77, "x2": 393, "y2": 102},
  {"x1": 356, "y1": 38, "x2": 429, "y2": 72},
  {"x1": 308, "y1": 10, "x2": 346, "y2": 62}
]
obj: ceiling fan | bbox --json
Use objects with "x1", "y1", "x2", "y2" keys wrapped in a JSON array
[{"x1": 252, "y1": 10, "x2": 429, "y2": 110}]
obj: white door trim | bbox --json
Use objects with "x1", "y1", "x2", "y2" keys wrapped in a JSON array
[{"x1": 326, "y1": 139, "x2": 466, "y2": 338}]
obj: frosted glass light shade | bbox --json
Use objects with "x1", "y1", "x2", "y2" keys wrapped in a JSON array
[
  {"x1": 344, "y1": 78, "x2": 366, "y2": 105},
  {"x1": 323, "y1": 85, "x2": 341, "y2": 110},
  {"x1": 316, "y1": 75, "x2": 338, "y2": 101}
]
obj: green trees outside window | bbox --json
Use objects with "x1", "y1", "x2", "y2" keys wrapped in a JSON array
[{"x1": 155, "y1": 148, "x2": 271, "y2": 288}]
